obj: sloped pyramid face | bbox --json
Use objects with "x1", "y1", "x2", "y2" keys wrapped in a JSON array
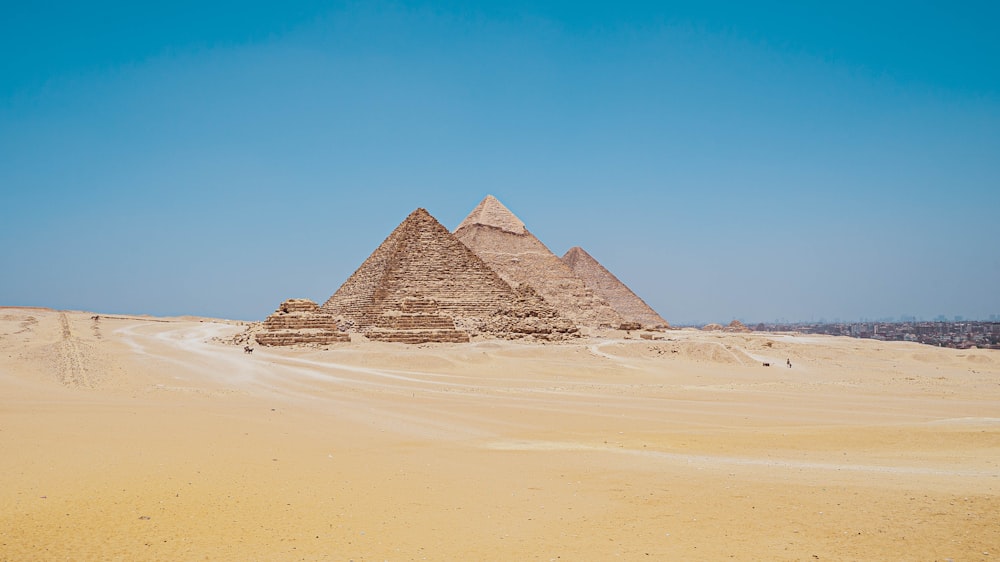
[
  {"x1": 454, "y1": 196, "x2": 624, "y2": 328},
  {"x1": 322, "y1": 207, "x2": 576, "y2": 341},
  {"x1": 562, "y1": 246, "x2": 669, "y2": 328}
]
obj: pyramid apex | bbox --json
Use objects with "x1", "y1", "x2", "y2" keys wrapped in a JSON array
[
  {"x1": 455, "y1": 195, "x2": 526, "y2": 235},
  {"x1": 399, "y1": 207, "x2": 443, "y2": 227},
  {"x1": 561, "y1": 246, "x2": 589, "y2": 267}
]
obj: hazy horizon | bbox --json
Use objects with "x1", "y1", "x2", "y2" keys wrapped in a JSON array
[{"x1": 2, "y1": 2, "x2": 998, "y2": 325}]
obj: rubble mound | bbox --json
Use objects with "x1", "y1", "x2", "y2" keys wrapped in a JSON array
[
  {"x1": 701, "y1": 323, "x2": 725, "y2": 331},
  {"x1": 480, "y1": 284, "x2": 578, "y2": 340}
]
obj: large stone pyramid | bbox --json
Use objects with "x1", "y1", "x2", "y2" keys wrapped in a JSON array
[
  {"x1": 562, "y1": 246, "x2": 669, "y2": 329},
  {"x1": 454, "y1": 195, "x2": 624, "y2": 328},
  {"x1": 322, "y1": 207, "x2": 576, "y2": 342}
]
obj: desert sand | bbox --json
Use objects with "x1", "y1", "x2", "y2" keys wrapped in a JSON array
[{"x1": 1, "y1": 307, "x2": 997, "y2": 561}]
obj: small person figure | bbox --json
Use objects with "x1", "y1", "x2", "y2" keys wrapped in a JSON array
[{"x1": 786, "y1": 358, "x2": 792, "y2": 368}]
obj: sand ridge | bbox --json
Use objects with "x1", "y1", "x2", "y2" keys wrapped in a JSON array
[{"x1": 1, "y1": 308, "x2": 998, "y2": 560}]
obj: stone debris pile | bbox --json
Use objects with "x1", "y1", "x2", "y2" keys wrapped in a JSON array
[{"x1": 479, "y1": 284, "x2": 578, "y2": 339}]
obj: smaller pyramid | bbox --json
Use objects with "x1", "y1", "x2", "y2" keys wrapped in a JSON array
[
  {"x1": 562, "y1": 247, "x2": 669, "y2": 329},
  {"x1": 255, "y1": 298, "x2": 351, "y2": 346},
  {"x1": 725, "y1": 320, "x2": 751, "y2": 333}
]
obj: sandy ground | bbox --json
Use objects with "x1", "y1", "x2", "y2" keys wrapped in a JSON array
[{"x1": 0, "y1": 307, "x2": 997, "y2": 561}]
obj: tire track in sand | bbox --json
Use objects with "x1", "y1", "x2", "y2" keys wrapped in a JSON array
[{"x1": 57, "y1": 312, "x2": 94, "y2": 388}]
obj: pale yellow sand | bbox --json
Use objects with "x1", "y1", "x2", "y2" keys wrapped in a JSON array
[{"x1": 1, "y1": 308, "x2": 997, "y2": 560}]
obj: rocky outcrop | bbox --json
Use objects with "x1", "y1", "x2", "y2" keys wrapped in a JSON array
[{"x1": 256, "y1": 299, "x2": 351, "y2": 346}]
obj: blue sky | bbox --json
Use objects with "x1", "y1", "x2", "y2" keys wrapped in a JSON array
[{"x1": 2, "y1": 1, "x2": 998, "y2": 324}]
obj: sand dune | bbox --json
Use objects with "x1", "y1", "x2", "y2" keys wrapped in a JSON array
[{"x1": 1, "y1": 308, "x2": 997, "y2": 560}]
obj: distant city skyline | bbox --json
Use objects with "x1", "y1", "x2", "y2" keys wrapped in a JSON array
[
  {"x1": 692, "y1": 314, "x2": 1000, "y2": 328},
  {"x1": 2, "y1": 2, "x2": 998, "y2": 324},
  {"x1": 748, "y1": 318, "x2": 1000, "y2": 350}
]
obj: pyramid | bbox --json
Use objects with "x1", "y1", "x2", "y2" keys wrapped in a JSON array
[
  {"x1": 724, "y1": 319, "x2": 751, "y2": 333},
  {"x1": 322, "y1": 208, "x2": 576, "y2": 342},
  {"x1": 255, "y1": 298, "x2": 351, "y2": 346},
  {"x1": 454, "y1": 196, "x2": 624, "y2": 328},
  {"x1": 562, "y1": 246, "x2": 669, "y2": 329}
]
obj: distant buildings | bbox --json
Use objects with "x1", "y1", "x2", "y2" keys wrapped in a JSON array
[{"x1": 753, "y1": 321, "x2": 1000, "y2": 349}]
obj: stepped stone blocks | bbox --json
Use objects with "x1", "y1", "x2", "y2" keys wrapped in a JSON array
[
  {"x1": 365, "y1": 329, "x2": 471, "y2": 344},
  {"x1": 256, "y1": 298, "x2": 351, "y2": 346},
  {"x1": 365, "y1": 297, "x2": 471, "y2": 343},
  {"x1": 454, "y1": 195, "x2": 624, "y2": 329},
  {"x1": 322, "y1": 208, "x2": 576, "y2": 343},
  {"x1": 561, "y1": 246, "x2": 669, "y2": 329}
]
